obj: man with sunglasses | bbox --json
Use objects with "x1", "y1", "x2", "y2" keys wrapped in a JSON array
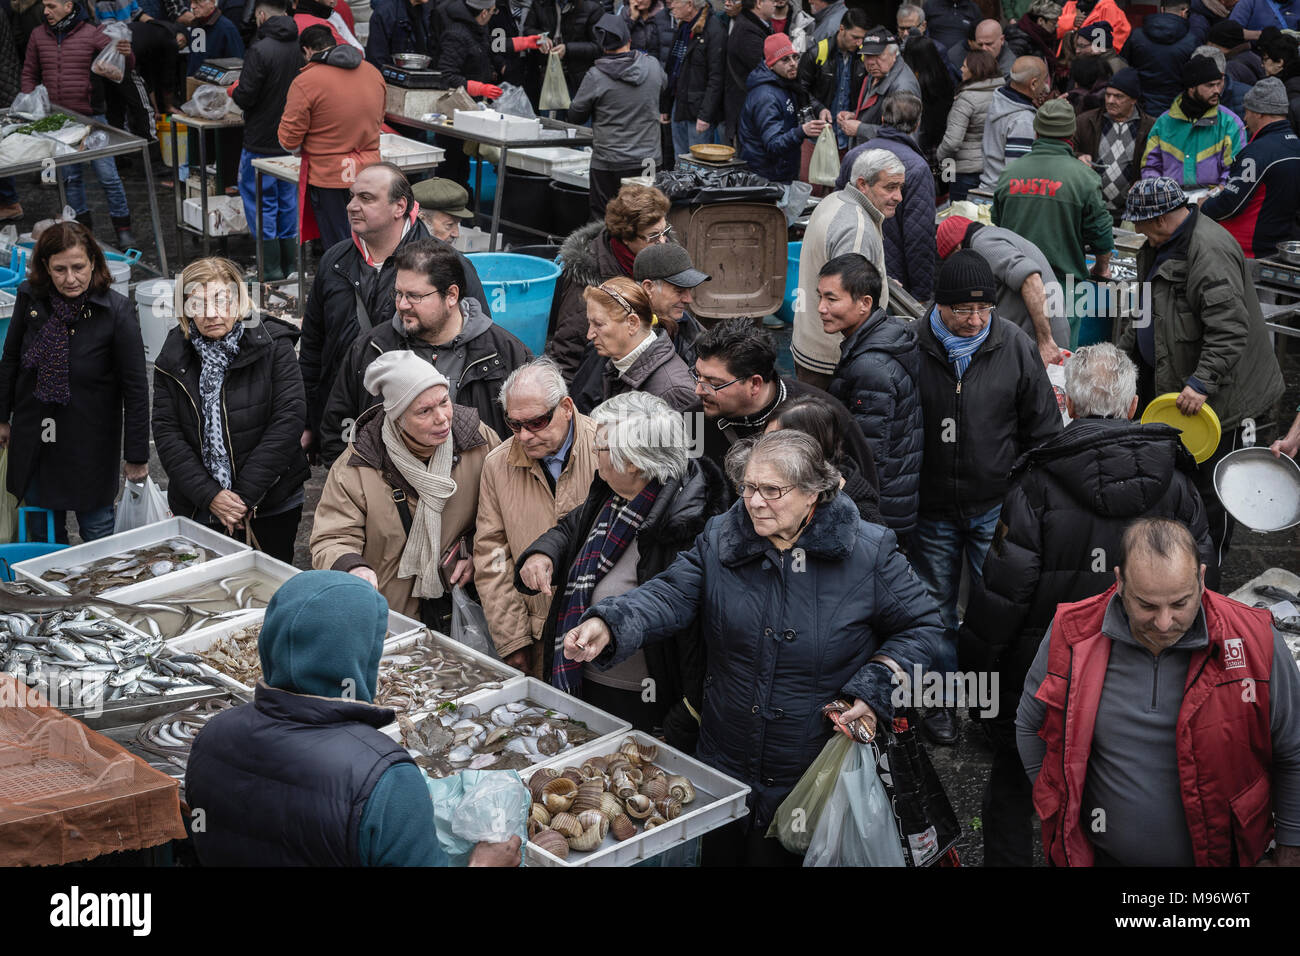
[
  {"x1": 319, "y1": 240, "x2": 533, "y2": 463},
  {"x1": 737, "y1": 33, "x2": 830, "y2": 184}
]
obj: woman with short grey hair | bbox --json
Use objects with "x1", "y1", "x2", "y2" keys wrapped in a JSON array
[
  {"x1": 517, "y1": 391, "x2": 729, "y2": 748},
  {"x1": 559, "y1": 427, "x2": 949, "y2": 866}
]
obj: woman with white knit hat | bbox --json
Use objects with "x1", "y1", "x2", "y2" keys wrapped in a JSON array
[{"x1": 310, "y1": 350, "x2": 501, "y2": 626}]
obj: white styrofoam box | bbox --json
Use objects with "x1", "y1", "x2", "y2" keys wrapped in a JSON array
[
  {"x1": 451, "y1": 225, "x2": 490, "y2": 253},
  {"x1": 379, "y1": 132, "x2": 445, "y2": 170},
  {"x1": 378, "y1": 626, "x2": 523, "y2": 715},
  {"x1": 452, "y1": 109, "x2": 542, "y2": 143},
  {"x1": 13, "y1": 517, "x2": 249, "y2": 594},
  {"x1": 506, "y1": 146, "x2": 590, "y2": 177},
  {"x1": 184, "y1": 164, "x2": 218, "y2": 199},
  {"x1": 0, "y1": 287, "x2": 16, "y2": 319},
  {"x1": 183, "y1": 195, "x2": 248, "y2": 236},
  {"x1": 521, "y1": 730, "x2": 751, "y2": 867},
  {"x1": 103, "y1": 548, "x2": 298, "y2": 607}
]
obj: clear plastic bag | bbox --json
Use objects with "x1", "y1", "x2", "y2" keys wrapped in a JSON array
[
  {"x1": 10, "y1": 85, "x2": 50, "y2": 119},
  {"x1": 803, "y1": 741, "x2": 906, "y2": 867},
  {"x1": 451, "y1": 585, "x2": 500, "y2": 660},
  {"x1": 538, "y1": 52, "x2": 570, "y2": 111},
  {"x1": 91, "y1": 23, "x2": 129, "y2": 84},
  {"x1": 426, "y1": 769, "x2": 528, "y2": 866},
  {"x1": 495, "y1": 82, "x2": 536, "y2": 120},
  {"x1": 113, "y1": 477, "x2": 171, "y2": 534},
  {"x1": 766, "y1": 732, "x2": 850, "y2": 854},
  {"x1": 808, "y1": 126, "x2": 840, "y2": 187},
  {"x1": 181, "y1": 85, "x2": 232, "y2": 120},
  {"x1": 779, "y1": 180, "x2": 814, "y2": 226}
]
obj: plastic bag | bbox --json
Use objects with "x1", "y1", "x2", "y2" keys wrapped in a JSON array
[
  {"x1": 451, "y1": 773, "x2": 530, "y2": 844},
  {"x1": 766, "y1": 732, "x2": 851, "y2": 854},
  {"x1": 113, "y1": 477, "x2": 171, "y2": 534},
  {"x1": 450, "y1": 584, "x2": 500, "y2": 660},
  {"x1": 538, "y1": 52, "x2": 570, "y2": 111},
  {"x1": 803, "y1": 741, "x2": 906, "y2": 867},
  {"x1": 496, "y1": 82, "x2": 536, "y2": 120},
  {"x1": 91, "y1": 23, "x2": 129, "y2": 84},
  {"x1": 808, "y1": 126, "x2": 840, "y2": 187},
  {"x1": 0, "y1": 133, "x2": 54, "y2": 166},
  {"x1": 10, "y1": 85, "x2": 49, "y2": 119},
  {"x1": 181, "y1": 84, "x2": 232, "y2": 120},
  {"x1": 426, "y1": 769, "x2": 528, "y2": 866},
  {"x1": 0, "y1": 449, "x2": 16, "y2": 544},
  {"x1": 778, "y1": 181, "x2": 814, "y2": 227}
]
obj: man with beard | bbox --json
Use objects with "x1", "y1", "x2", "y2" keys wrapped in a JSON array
[
  {"x1": 738, "y1": 32, "x2": 829, "y2": 183},
  {"x1": 1141, "y1": 54, "x2": 1245, "y2": 188}
]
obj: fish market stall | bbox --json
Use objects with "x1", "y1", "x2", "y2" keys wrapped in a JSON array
[
  {"x1": 520, "y1": 731, "x2": 750, "y2": 867},
  {"x1": 376, "y1": 626, "x2": 523, "y2": 717},
  {"x1": 1229, "y1": 568, "x2": 1300, "y2": 669},
  {"x1": 0, "y1": 677, "x2": 188, "y2": 865}
]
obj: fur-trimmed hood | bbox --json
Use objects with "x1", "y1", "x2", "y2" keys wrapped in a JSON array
[{"x1": 557, "y1": 221, "x2": 620, "y2": 288}]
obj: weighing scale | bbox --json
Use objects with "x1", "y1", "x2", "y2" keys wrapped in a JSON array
[
  {"x1": 381, "y1": 64, "x2": 448, "y2": 89},
  {"x1": 194, "y1": 57, "x2": 242, "y2": 86}
]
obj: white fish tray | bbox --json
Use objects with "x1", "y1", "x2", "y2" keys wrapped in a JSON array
[
  {"x1": 505, "y1": 146, "x2": 589, "y2": 176},
  {"x1": 380, "y1": 677, "x2": 630, "y2": 773},
  {"x1": 380, "y1": 626, "x2": 523, "y2": 714},
  {"x1": 521, "y1": 731, "x2": 751, "y2": 867},
  {"x1": 378, "y1": 132, "x2": 445, "y2": 169},
  {"x1": 13, "y1": 516, "x2": 249, "y2": 595}
]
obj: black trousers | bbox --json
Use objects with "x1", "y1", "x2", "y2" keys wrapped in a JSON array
[
  {"x1": 581, "y1": 680, "x2": 669, "y2": 737},
  {"x1": 209, "y1": 505, "x2": 303, "y2": 565},
  {"x1": 587, "y1": 166, "x2": 640, "y2": 223},
  {"x1": 701, "y1": 813, "x2": 803, "y2": 867},
  {"x1": 980, "y1": 712, "x2": 1035, "y2": 867},
  {"x1": 308, "y1": 185, "x2": 353, "y2": 250}
]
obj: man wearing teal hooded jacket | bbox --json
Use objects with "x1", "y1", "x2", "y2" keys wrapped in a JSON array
[{"x1": 186, "y1": 570, "x2": 519, "y2": 866}]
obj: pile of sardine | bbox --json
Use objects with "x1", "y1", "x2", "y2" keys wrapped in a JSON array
[
  {"x1": 375, "y1": 631, "x2": 510, "y2": 715},
  {"x1": 398, "y1": 699, "x2": 601, "y2": 778},
  {"x1": 40, "y1": 538, "x2": 217, "y2": 594},
  {"x1": 0, "y1": 608, "x2": 217, "y2": 710}
]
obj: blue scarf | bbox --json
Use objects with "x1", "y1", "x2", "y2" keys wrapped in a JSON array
[{"x1": 928, "y1": 305, "x2": 990, "y2": 380}]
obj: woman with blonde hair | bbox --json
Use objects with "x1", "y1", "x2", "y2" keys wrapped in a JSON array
[{"x1": 152, "y1": 257, "x2": 310, "y2": 560}]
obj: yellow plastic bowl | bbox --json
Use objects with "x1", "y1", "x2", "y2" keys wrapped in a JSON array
[{"x1": 1140, "y1": 393, "x2": 1222, "y2": 463}]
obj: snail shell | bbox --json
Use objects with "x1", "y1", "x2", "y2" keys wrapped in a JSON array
[
  {"x1": 612, "y1": 771, "x2": 638, "y2": 799},
  {"x1": 568, "y1": 815, "x2": 609, "y2": 851},
  {"x1": 642, "y1": 814, "x2": 668, "y2": 830},
  {"x1": 639, "y1": 777, "x2": 668, "y2": 802},
  {"x1": 550, "y1": 811, "x2": 583, "y2": 839},
  {"x1": 598, "y1": 791, "x2": 625, "y2": 821},
  {"x1": 541, "y1": 777, "x2": 578, "y2": 812},
  {"x1": 618, "y1": 737, "x2": 642, "y2": 764},
  {"x1": 635, "y1": 741, "x2": 659, "y2": 763},
  {"x1": 605, "y1": 756, "x2": 634, "y2": 778},
  {"x1": 655, "y1": 796, "x2": 683, "y2": 820},
  {"x1": 528, "y1": 767, "x2": 560, "y2": 800},
  {"x1": 573, "y1": 780, "x2": 605, "y2": 812},
  {"x1": 666, "y1": 774, "x2": 696, "y2": 804},
  {"x1": 623, "y1": 793, "x2": 653, "y2": 819},
  {"x1": 641, "y1": 763, "x2": 667, "y2": 781},
  {"x1": 577, "y1": 809, "x2": 607, "y2": 833},
  {"x1": 527, "y1": 817, "x2": 545, "y2": 838},
  {"x1": 530, "y1": 802, "x2": 552, "y2": 829},
  {"x1": 530, "y1": 827, "x2": 570, "y2": 860},
  {"x1": 609, "y1": 813, "x2": 636, "y2": 841},
  {"x1": 560, "y1": 767, "x2": 584, "y2": 786},
  {"x1": 580, "y1": 756, "x2": 609, "y2": 778}
]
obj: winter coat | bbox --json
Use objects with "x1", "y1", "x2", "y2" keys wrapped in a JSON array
[
  {"x1": 231, "y1": 15, "x2": 300, "y2": 156},
  {"x1": 567, "y1": 50, "x2": 665, "y2": 171},
  {"x1": 851, "y1": 55, "x2": 921, "y2": 144},
  {"x1": 517, "y1": 457, "x2": 731, "y2": 752},
  {"x1": 1287, "y1": 72, "x2": 1300, "y2": 139},
  {"x1": 1074, "y1": 105, "x2": 1155, "y2": 188},
  {"x1": 723, "y1": 8, "x2": 770, "y2": 133},
  {"x1": 524, "y1": 0, "x2": 603, "y2": 97},
  {"x1": 152, "y1": 317, "x2": 310, "y2": 522},
  {"x1": 666, "y1": 3, "x2": 724, "y2": 125},
  {"x1": 922, "y1": 0, "x2": 982, "y2": 51},
  {"x1": 0, "y1": 283, "x2": 148, "y2": 511},
  {"x1": 1005, "y1": 14, "x2": 1061, "y2": 86},
  {"x1": 583, "y1": 490, "x2": 950, "y2": 828},
  {"x1": 600, "y1": 329, "x2": 701, "y2": 412},
  {"x1": 185, "y1": 10, "x2": 244, "y2": 74},
  {"x1": 321, "y1": 297, "x2": 530, "y2": 462},
  {"x1": 278, "y1": 44, "x2": 386, "y2": 189},
  {"x1": 795, "y1": 36, "x2": 867, "y2": 130},
  {"x1": 993, "y1": 136, "x2": 1115, "y2": 285},
  {"x1": 548, "y1": 221, "x2": 627, "y2": 381},
  {"x1": 937, "y1": 76, "x2": 1003, "y2": 175},
  {"x1": 958, "y1": 417, "x2": 1214, "y2": 718},
  {"x1": 437, "y1": 0, "x2": 503, "y2": 89},
  {"x1": 620, "y1": 0, "x2": 663, "y2": 56},
  {"x1": 773, "y1": 6, "x2": 814, "y2": 54},
  {"x1": 310, "y1": 402, "x2": 500, "y2": 618},
  {"x1": 809, "y1": 0, "x2": 844, "y2": 47},
  {"x1": 365, "y1": 0, "x2": 432, "y2": 68},
  {"x1": 474, "y1": 413, "x2": 600, "y2": 662},
  {"x1": 1055, "y1": 0, "x2": 1131, "y2": 50},
  {"x1": 0, "y1": 6, "x2": 22, "y2": 108},
  {"x1": 1229, "y1": 0, "x2": 1300, "y2": 29},
  {"x1": 979, "y1": 84, "x2": 1037, "y2": 189},
  {"x1": 946, "y1": 39, "x2": 1014, "y2": 78},
  {"x1": 21, "y1": 17, "x2": 134, "y2": 115},
  {"x1": 828, "y1": 309, "x2": 923, "y2": 537},
  {"x1": 916, "y1": 310, "x2": 1062, "y2": 521},
  {"x1": 1201, "y1": 119, "x2": 1300, "y2": 258},
  {"x1": 1123, "y1": 12, "x2": 1211, "y2": 117},
  {"x1": 1141, "y1": 94, "x2": 1245, "y2": 189},
  {"x1": 738, "y1": 61, "x2": 820, "y2": 184},
  {"x1": 1118, "y1": 209, "x2": 1285, "y2": 430},
  {"x1": 861, "y1": 127, "x2": 935, "y2": 301}
]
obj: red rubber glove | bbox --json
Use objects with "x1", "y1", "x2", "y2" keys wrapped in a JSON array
[
  {"x1": 466, "y1": 81, "x2": 503, "y2": 99},
  {"x1": 226, "y1": 81, "x2": 239, "y2": 96},
  {"x1": 512, "y1": 34, "x2": 542, "y2": 51}
]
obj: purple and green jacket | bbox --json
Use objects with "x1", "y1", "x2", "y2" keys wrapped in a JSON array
[{"x1": 1140, "y1": 94, "x2": 1245, "y2": 189}]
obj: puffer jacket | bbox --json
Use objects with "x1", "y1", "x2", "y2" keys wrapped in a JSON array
[
  {"x1": 600, "y1": 330, "x2": 701, "y2": 412},
  {"x1": 620, "y1": 0, "x2": 664, "y2": 55},
  {"x1": 738, "y1": 61, "x2": 820, "y2": 184},
  {"x1": 583, "y1": 491, "x2": 950, "y2": 829},
  {"x1": 1055, "y1": 0, "x2": 1131, "y2": 50},
  {"x1": 438, "y1": 0, "x2": 503, "y2": 89},
  {"x1": 310, "y1": 402, "x2": 500, "y2": 619},
  {"x1": 828, "y1": 309, "x2": 923, "y2": 538},
  {"x1": 1140, "y1": 94, "x2": 1245, "y2": 189},
  {"x1": 916, "y1": 310, "x2": 1062, "y2": 521},
  {"x1": 666, "y1": 3, "x2": 725, "y2": 126},
  {"x1": 723, "y1": 8, "x2": 770, "y2": 134},
  {"x1": 524, "y1": 0, "x2": 603, "y2": 97},
  {"x1": 152, "y1": 317, "x2": 311, "y2": 522},
  {"x1": 861, "y1": 126, "x2": 935, "y2": 301},
  {"x1": 548, "y1": 221, "x2": 627, "y2": 381},
  {"x1": 474, "y1": 413, "x2": 600, "y2": 664},
  {"x1": 517, "y1": 457, "x2": 731, "y2": 753},
  {"x1": 21, "y1": 16, "x2": 133, "y2": 116},
  {"x1": 1122, "y1": 11, "x2": 1210, "y2": 116},
  {"x1": 1118, "y1": 209, "x2": 1285, "y2": 430},
  {"x1": 937, "y1": 76, "x2": 1003, "y2": 175},
  {"x1": 231, "y1": 15, "x2": 301, "y2": 156},
  {"x1": 957, "y1": 417, "x2": 1215, "y2": 718}
]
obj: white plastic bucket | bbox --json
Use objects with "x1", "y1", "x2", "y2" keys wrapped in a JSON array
[
  {"x1": 135, "y1": 278, "x2": 176, "y2": 363},
  {"x1": 108, "y1": 258, "x2": 131, "y2": 297}
]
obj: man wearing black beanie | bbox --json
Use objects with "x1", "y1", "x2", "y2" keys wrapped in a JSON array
[
  {"x1": 1140, "y1": 53, "x2": 1246, "y2": 188},
  {"x1": 1075, "y1": 66, "x2": 1156, "y2": 223}
]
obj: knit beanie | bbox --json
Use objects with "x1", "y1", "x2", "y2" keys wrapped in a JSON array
[
  {"x1": 1106, "y1": 67, "x2": 1141, "y2": 101},
  {"x1": 362, "y1": 350, "x2": 449, "y2": 421},
  {"x1": 936, "y1": 215, "x2": 975, "y2": 260},
  {"x1": 1243, "y1": 76, "x2": 1289, "y2": 116},
  {"x1": 1182, "y1": 55, "x2": 1222, "y2": 89},
  {"x1": 764, "y1": 33, "x2": 796, "y2": 66},
  {"x1": 934, "y1": 249, "x2": 997, "y2": 305},
  {"x1": 1033, "y1": 98, "x2": 1077, "y2": 138}
]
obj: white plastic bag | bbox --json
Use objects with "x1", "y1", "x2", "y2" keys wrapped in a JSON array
[
  {"x1": 0, "y1": 132, "x2": 55, "y2": 166},
  {"x1": 538, "y1": 52, "x2": 570, "y2": 111},
  {"x1": 181, "y1": 84, "x2": 232, "y2": 120},
  {"x1": 803, "y1": 741, "x2": 906, "y2": 867},
  {"x1": 10, "y1": 85, "x2": 50, "y2": 119},
  {"x1": 92, "y1": 22, "x2": 129, "y2": 83},
  {"x1": 114, "y1": 477, "x2": 171, "y2": 534},
  {"x1": 450, "y1": 584, "x2": 500, "y2": 660},
  {"x1": 426, "y1": 769, "x2": 528, "y2": 865},
  {"x1": 495, "y1": 82, "x2": 536, "y2": 120}
]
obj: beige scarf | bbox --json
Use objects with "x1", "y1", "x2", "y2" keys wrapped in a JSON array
[{"x1": 381, "y1": 416, "x2": 458, "y2": 599}]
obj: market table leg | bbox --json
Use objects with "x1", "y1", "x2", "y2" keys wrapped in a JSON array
[
  {"x1": 141, "y1": 142, "x2": 168, "y2": 276},
  {"x1": 491, "y1": 147, "x2": 507, "y2": 252},
  {"x1": 198, "y1": 127, "x2": 210, "y2": 257},
  {"x1": 171, "y1": 119, "x2": 185, "y2": 264},
  {"x1": 255, "y1": 169, "x2": 264, "y2": 285}
]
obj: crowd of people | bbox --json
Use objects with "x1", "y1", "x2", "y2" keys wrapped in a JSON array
[{"x1": 1, "y1": 0, "x2": 1299, "y2": 870}]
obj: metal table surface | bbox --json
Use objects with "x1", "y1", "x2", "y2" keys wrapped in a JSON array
[
  {"x1": 386, "y1": 111, "x2": 594, "y2": 249},
  {"x1": 165, "y1": 111, "x2": 244, "y2": 261},
  {"x1": 0, "y1": 105, "x2": 169, "y2": 274}
]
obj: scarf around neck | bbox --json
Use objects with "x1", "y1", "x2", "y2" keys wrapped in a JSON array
[
  {"x1": 381, "y1": 414, "x2": 458, "y2": 599},
  {"x1": 929, "y1": 305, "x2": 990, "y2": 380},
  {"x1": 49, "y1": 8, "x2": 79, "y2": 34},
  {"x1": 23, "y1": 290, "x2": 89, "y2": 405},
  {"x1": 191, "y1": 322, "x2": 245, "y2": 490}
]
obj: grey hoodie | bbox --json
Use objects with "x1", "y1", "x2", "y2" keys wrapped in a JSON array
[
  {"x1": 566, "y1": 50, "x2": 666, "y2": 170},
  {"x1": 388, "y1": 295, "x2": 494, "y2": 404},
  {"x1": 979, "y1": 85, "x2": 1037, "y2": 189}
]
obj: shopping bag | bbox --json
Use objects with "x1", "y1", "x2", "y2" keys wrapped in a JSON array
[
  {"x1": 808, "y1": 126, "x2": 840, "y2": 187},
  {"x1": 181, "y1": 84, "x2": 232, "y2": 120},
  {"x1": 91, "y1": 22, "x2": 129, "y2": 83},
  {"x1": 874, "y1": 710, "x2": 962, "y2": 866},
  {"x1": 803, "y1": 740, "x2": 907, "y2": 866},
  {"x1": 10, "y1": 85, "x2": 49, "y2": 119},
  {"x1": 0, "y1": 449, "x2": 17, "y2": 544},
  {"x1": 538, "y1": 52, "x2": 570, "y2": 111},
  {"x1": 496, "y1": 82, "x2": 537, "y2": 119},
  {"x1": 113, "y1": 477, "x2": 172, "y2": 534},
  {"x1": 766, "y1": 732, "x2": 851, "y2": 854},
  {"x1": 450, "y1": 584, "x2": 500, "y2": 660},
  {"x1": 425, "y1": 769, "x2": 528, "y2": 866}
]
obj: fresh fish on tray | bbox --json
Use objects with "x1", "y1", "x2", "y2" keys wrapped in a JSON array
[{"x1": 40, "y1": 538, "x2": 216, "y2": 593}]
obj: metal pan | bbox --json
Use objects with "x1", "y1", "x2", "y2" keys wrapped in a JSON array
[
  {"x1": 1213, "y1": 447, "x2": 1300, "y2": 532},
  {"x1": 1277, "y1": 241, "x2": 1300, "y2": 266}
]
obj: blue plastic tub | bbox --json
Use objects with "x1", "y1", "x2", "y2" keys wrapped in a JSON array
[
  {"x1": 470, "y1": 158, "x2": 497, "y2": 207},
  {"x1": 0, "y1": 246, "x2": 27, "y2": 291},
  {"x1": 468, "y1": 252, "x2": 562, "y2": 356},
  {"x1": 0, "y1": 543, "x2": 65, "y2": 580},
  {"x1": 776, "y1": 241, "x2": 802, "y2": 322}
]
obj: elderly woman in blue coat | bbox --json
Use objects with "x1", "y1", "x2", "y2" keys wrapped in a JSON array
[{"x1": 562, "y1": 429, "x2": 950, "y2": 866}]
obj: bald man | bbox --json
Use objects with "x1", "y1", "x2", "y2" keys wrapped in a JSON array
[
  {"x1": 948, "y1": 18, "x2": 1015, "y2": 76},
  {"x1": 980, "y1": 55, "x2": 1049, "y2": 189}
]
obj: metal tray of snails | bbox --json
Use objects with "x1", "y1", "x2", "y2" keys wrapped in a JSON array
[
  {"x1": 375, "y1": 626, "x2": 524, "y2": 718},
  {"x1": 381, "y1": 677, "x2": 629, "y2": 778},
  {"x1": 12, "y1": 517, "x2": 250, "y2": 595},
  {"x1": 521, "y1": 731, "x2": 751, "y2": 868}
]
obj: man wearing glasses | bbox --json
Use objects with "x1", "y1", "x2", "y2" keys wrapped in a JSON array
[
  {"x1": 319, "y1": 240, "x2": 534, "y2": 463},
  {"x1": 912, "y1": 250, "x2": 1061, "y2": 744}
]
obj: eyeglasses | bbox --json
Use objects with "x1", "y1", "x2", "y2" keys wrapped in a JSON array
[
  {"x1": 640, "y1": 224, "x2": 673, "y2": 243},
  {"x1": 949, "y1": 305, "x2": 994, "y2": 317},
  {"x1": 689, "y1": 367, "x2": 744, "y2": 393},
  {"x1": 737, "y1": 482, "x2": 796, "y2": 500},
  {"x1": 505, "y1": 404, "x2": 560, "y2": 434},
  {"x1": 394, "y1": 288, "x2": 442, "y2": 306}
]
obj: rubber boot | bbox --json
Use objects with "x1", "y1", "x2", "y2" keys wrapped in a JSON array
[
  {"x1": 279, "y1": 238, "x2": 300, "y2": 278},
  {"x1": 111, "y1": 214, "x2": 136, "y2": 250},
  {"x1": 261, "y1": 236, "x2": 284, "y2": 281},
  {"x1": 74, "y1": 210, "x2": 94, "y2": 232}
]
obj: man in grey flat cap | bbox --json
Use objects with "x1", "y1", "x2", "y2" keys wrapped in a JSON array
[{"x1": 634, "y1": 242, "x2": 709, "y2": 368}]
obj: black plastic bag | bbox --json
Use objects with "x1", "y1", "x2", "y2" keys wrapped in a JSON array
[{"x1": 873, "y1": 710, "x2": 962, "y2": 867}]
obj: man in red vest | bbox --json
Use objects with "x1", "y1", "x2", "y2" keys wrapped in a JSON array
[{"x1": 1017, "y1": 516, "x2": 1300, "y2": 866}]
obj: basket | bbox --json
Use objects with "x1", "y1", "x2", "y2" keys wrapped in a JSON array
[
  {"x1": 0, "y1": 707, "x2": 138, "y2": 803},
  {"x1": 689, "y1": 143, "x2": 736, "y2": 162}
]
